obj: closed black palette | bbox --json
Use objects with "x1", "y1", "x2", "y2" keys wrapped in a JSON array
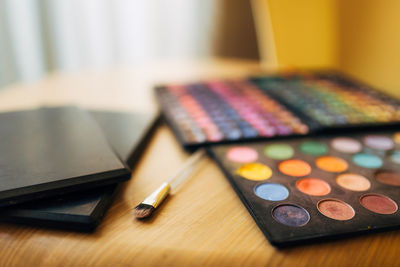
[
  {"x1": 0, "y1": 106, "x2": 131, "y2": 207},
  {"x1": 0, "y1": 110, "x2": 159, "y2": 231},
  {"x1": 155, "y1": 71, "x2": 400, "y2": 150},
  {"x1": 208, "y1": 131, "x2": 400, "y2": 247},
  {"x1": 0, "y1": 184, "x2": 118, "y2": 231}
]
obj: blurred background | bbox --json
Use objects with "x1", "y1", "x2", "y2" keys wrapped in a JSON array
[
  {"x1": 0, "y1": 0, "x2": 258, "y2": 88},
  {"x1": 0, "y1": 0, "x2": 399, "y2": 97}
]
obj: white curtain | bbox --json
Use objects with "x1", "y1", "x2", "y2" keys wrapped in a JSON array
[{"x1": 0, "y1": 0, "x2": 216, "y2": 87}]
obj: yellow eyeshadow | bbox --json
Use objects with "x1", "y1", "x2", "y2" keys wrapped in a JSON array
[
  {"x1": 237, "y1": 163, "x2": 272, "y2": 181},
  {"x1": 394, "y1": 132, "x2": 400, "y2": 144}
]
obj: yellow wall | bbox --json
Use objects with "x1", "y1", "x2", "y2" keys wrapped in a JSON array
[
  {"x1": 254, "y1": 0, "x2": 400, "y2": 97},
  {"x1": 338, "y1": 0, "x2": 400, "y2": 98},
  {"x1": 265, "y1": 0, "x2": 339, "y2": 68}
]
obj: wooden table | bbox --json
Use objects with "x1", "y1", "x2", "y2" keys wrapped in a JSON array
[{"x1": 0, "y1": 59, "x2": 399, "y2": 267}]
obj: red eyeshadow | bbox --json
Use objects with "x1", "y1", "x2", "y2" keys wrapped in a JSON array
[{"x1": 360, "y1": 194, "x2": 398, "y2": 214}]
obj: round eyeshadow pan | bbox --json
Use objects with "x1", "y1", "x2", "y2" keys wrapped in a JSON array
[
  {"x1": 364, "y1": 135, "x2": 394, "y2": 151},
  {"x1": 296, "y1": 178, "x2": 331, "y2": 196},
  {"x1": 226, "y1": 146, "x2": 258, "y2": 163},
  {"x1": 331, "y1": 137, "x2": 362, "y2": 154},
  {"x1": 336, "y1": 173, "x2": 371, "y2": 191},
  {"x1": 300, "y1": 141, "x2": 328, "y2": 156},
  {"x1": 390, "y1": 151, "x2": 400, "y2": 164},
  {"x1": 272, "y1": 204, "x2": 310, "y2": 227},
  {"x1": 360, "y1": 194, "x2": 398, "y2": 214},
  {"x1": 254, "y1": 183, "x2": 289, "y2": 201},
  {"x1": 375, "y1": 171, "x2": 400, "y2": 186},
  {"x1": 278, "y1": 159, "x2": 311, "y2": 177},
  {"x1": 317, "y1": 199, "x2": 355, "y2": 221},
  {"x1": 394, "y1": 132, "x2": 400, "y2": 144},
  {"x1": 264, "y1": 144, "x2": 294, "y2": 160},
  {"x1": 237, "y1": 163, "x2": 272, "y2": 181},
  {"x1": 316, "y1": 156, "x2": 348, "y2": 173},
  {"x1": 352, "y1": 153, "x2": 383, "y2": 169}
]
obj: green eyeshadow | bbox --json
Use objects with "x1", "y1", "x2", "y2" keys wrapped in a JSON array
[
  {"x1": 300, "y1": 141, "x2": 328, "y2": 156},
  {"x1": 264, "y1": 144, "x2": 294, "y2": 160}
]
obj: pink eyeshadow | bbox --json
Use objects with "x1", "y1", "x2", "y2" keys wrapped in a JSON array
[{"x1": 226, "y1": 147, "x2": 258, "y2": 163}]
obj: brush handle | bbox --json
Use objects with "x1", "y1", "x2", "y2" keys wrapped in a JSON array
[
  {"x1": 169, "y1": 149, "x2": 205, "y2": 190},
  {"x1": 138, "y1": 149, "x2": 205, "y2": 210}
]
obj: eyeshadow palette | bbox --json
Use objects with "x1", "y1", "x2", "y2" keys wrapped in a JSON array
[
  {"x1": 208, "y1": 132, "x2": 400, "y2": 246},
  {"x1": 155, "y1": 71, "x2": 400, "y2": 149},
  {"x1": 251, "y1": 72, "x2": 400, "y2": 129}
]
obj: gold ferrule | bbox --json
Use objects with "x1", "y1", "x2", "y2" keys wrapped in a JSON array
[{"x1": 142, "y1": 182, "x2": 171, "y2": 208}]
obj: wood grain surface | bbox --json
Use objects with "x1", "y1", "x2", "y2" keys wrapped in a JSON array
[{"x1": 0, "y1": 59, "x2": 399, "y2": 267}]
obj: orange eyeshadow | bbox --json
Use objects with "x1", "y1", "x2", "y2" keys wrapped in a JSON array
[
  {"x1": 394, "y1": 132, "x2": 400, "y2": 144},
  {"x1": 279, "y1": 159, "x2": 311, "y2": 177},
  {"x1": 296, "y1": 178, "x2": 331, "y2": 196},
  {"x1": 316, "y1": 156, "x2": 348, "y2": 173}
]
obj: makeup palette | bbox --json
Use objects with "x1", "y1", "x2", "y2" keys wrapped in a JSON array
[
  {"x1": 252, "y1": 72, "x2": 400, "y2": 128},
  {"x1": 155, "y1": 71, "x2": 400, "y2": 149},
  {"x1": 208, "y1": 131, "x2": 400, "y2": 246}
]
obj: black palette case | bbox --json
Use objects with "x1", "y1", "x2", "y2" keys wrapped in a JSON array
[
  {"x1": 0, "y1": 109, "x2": 159, "y2": 231},
  {"x1": 0, "y1": 106, "x2": 132, "y2": 207}
]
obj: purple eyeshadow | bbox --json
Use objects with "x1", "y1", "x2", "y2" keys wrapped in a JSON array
[{"x1": 272, "y1": 204, "x2": 310, "y2": 227}]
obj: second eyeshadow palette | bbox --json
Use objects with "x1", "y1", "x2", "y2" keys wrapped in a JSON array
[
  {"x1": 156, "y1": 71, "x2": 400, "y2": 149},
  {"x1": 208, "y1": 132, "x2": 400, "y2": 247}
]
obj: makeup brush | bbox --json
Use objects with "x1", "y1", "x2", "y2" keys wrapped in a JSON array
[{"x1": 133, "y1": 149, "x2": 206, "y2": 219}]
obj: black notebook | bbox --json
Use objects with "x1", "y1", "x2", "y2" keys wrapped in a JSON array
[
  {"x1": 0, "y1": 106, "x2": 131, "y2": 207},
  {"x1": 0, "y1": 110, "x2": 159, "y2": 231}
]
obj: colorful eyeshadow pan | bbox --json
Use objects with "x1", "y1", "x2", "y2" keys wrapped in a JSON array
[
  {"x1": 331, "y1": 137, "x2": 362, "y2": 154},
  {"x1": 360, "y1": 194, "x2": 398, "y2": 214},
  {"x1": 227, "y1": 147, "x2": 258, "y2": 163},
  {"x1": 254, "y1": 183, "x2": 289, "y2": 201},
  {"x1": 156, "y1": 71, "x2": 400, "y2": 149},
  {"x1": 390, "y1": 151, "x2": 400, "y2": 164},
  {"x1": 316, "y1": 156, "x2": 348, "y2": 173},
  {"x1": 300, "y1": 141, "x2": 327, "y2": 156},
  {"x1": 272, "y1": 205, "x2": 310, "y2": 227},
  {"x1": 296, "y1": 178, "x2": 331, "y2": 196},
  {"x1": 279, "y1": 159, "x2": 311, "y2": 177},
  {"x1": 364, "y1": 135, "x2": 394, "y2": 151},
  {"x1": 264, "y1": 144, "x2": 294, "y2": 160},
  {"x1": 394, "y1": 133, "x2": 400, "y2": 144},
  {"x1": 237, "y1": 163, "x2": 272, "y2": 181},
  {"x1": 318, "y1": 199, "x2": 355, "y2": 221},
  {"x1": 209, "y1": 131, "x2": 400, "y2": 246},
  {"x1": 336, "y1": 173, "x2": 371, "y2": 191},
  {"x1": 375, "y1": 171, "x2": 400, "y2": 186},
  {"x1": 352, "y1": 153, "x2": 382, "y2": 169}
]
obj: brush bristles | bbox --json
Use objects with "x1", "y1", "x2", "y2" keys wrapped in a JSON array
[{"x1": 133, "y1": 203, "x2": 155, "y2": 219}]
